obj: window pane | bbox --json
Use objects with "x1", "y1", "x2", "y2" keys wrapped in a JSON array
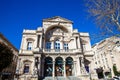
[
  {"x1": 64, "y1": 43, "x2": 68, "y2": 51},
  {"x1": 55, "y1": 40, "x2": 60, "y2": 52},
  {"x1": 24, "y1": 65, "x2": 29, "y2": 73},
  {"x1": 46, "y1": 42, "x2": 51, "y2": 49},
  {"x1": 27, "y1": 42, "x2": 32, "y2": 50}
]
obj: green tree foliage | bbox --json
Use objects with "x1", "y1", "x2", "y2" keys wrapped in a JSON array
[
  {"x1": 0, "y1": 42, "x2": 13, "y2": 72},
  {"x1": 113, "y1": 64, "x2": 120, "y2": 76}
]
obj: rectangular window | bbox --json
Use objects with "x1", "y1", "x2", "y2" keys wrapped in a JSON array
[
  {"x1": 64, "y1": 43, "x2": 68, "y2": 51},
  {"x1": 27, "y1": 42, "x2": 32, "y2": 50},
  {"x1": 55, "y1": 43, "x2": 60, "y2": 52},
  {"x1": 46, "y1": 42, "x2": 51, "y2": 49},
  {"x1": 46, "y1": 42, "x2": 51, "y2": 51},
  {"x1": 24, "y1": 65, "x2": 29, "y2": 73}
]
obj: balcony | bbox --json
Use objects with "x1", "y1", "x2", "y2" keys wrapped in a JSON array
[
  {"x1": 33, "y1": 48, "x2": 82, "y2": 54},
  {"x1": 43, "y1": 49, "x2": 81, "y2": 54}
]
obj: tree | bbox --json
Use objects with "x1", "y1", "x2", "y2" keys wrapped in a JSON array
[
  {"x1": 86, "y1": 0, "x2": 120, "y2": 35},
  {"x1": 0, "y1": 42, "x2": 13, "y2": 72},
  {"x1": 113, "y1": 64, "x2": 120, "y2": 76}
]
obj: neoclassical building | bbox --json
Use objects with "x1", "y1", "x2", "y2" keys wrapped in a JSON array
[
  {"x1": 92, "y1": 36, "x2": 120, "y2": 79},
  {"x1": 17, "y1": 16, "x2": 93, "y2": 80}
]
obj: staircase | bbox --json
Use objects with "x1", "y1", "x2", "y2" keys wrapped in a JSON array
[
  {"x1": 67, "y1": 76, "x2": 81, "y2": 80},
  {"x1": 43, "y1": 76, "x2": 81, "y2": 80}
]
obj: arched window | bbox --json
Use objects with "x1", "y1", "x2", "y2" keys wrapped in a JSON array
[
  {"x1": 54, "y1": 39, "x2": 60, "y2": 52},
  {"x1": 44, "y1": 57, "x2": 53, "y2": 76},
  {"x1": 55, "y1": 57, "x2": 63, "y2": 76},
  {"x1": 66, "y1": 57, "x2": 73, "y2": 76}
]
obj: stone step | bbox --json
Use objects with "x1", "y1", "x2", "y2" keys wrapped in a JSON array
[
  {"x1": 68, "y1": 76, "x2": 81, "y2": 80},
  {"x1": 43, "y1": 76, "x2": 81, "y2": 80}
]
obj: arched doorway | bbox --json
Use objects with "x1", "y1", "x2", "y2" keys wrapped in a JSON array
[
  {"x1": 55, "y1": 57, "x2": 63, "y2": 76},
  {"x1": 66, "y1": 57, "x2": 73, "y2": 76},
  {"x1": 44, "y1": 57, "x2": 53, "y2": 77}
]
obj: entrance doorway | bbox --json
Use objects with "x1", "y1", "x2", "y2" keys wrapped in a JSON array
[
  {"x1": 66, "y1": 57, "x2": 73, "y2": 76},
  {"x1": 44, "y1": 57, "x2": 53, "y2": 77},
  {"x1": 55, "y1": 57, "x2": 63, "y2": 76}
]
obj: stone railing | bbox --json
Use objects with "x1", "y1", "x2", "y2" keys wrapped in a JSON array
[
  {"x1": 43, "y1": 49, "x2": 81, "y2": 53},
  {"x1": 21, "y1": 48, "x2": 82, "y2": 54}
]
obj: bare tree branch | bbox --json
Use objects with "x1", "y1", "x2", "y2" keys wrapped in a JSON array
[{"x1": 86, "y1": 0, "x2": 120, "y2": 34}]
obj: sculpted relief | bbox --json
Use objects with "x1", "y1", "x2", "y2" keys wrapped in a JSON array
[
  {"x1": 45, "y1": 26, "x2": 70, "y2": 42},
  {"x1": 46, "y1": 27, "x2": 64, "y2": 39}
]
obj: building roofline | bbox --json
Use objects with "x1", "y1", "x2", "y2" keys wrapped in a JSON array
[
  {"x1": 0, "y1": 33, "x2": 18, "y2": 52},
  {"x1": 92, "y1": 36, "x2": 120, "y2": 47},
  {"x1": 42, "y1": 16, "x2": 73, "y2": 23}
]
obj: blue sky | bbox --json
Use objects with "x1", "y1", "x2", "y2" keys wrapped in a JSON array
[{"x1": 0, "y1": 0, "x2": 100, "y2": 49}]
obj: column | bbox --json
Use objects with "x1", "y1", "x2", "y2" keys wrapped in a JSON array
[
  {"x1": 39, "y1": 35, "x2": 42, "y2": 48},
  {"x1": 79, "y1": 57, "x2": 82, "y2": 74},
  {"x1": 52, "y1": 61, "x2": 55, "y2": 77},
  {"x1": 20, "y1": 36, "x2": 25, "y2": 53},
  {"x1": 38, "y1": 57, "x2": 41, "y2": 76},
  {"x1": 17, "y1": 58, "x2": 21, "y2": 74},
  {"x1": 81, "y1": 57, "x2": 85, "y2": 74},
  {"x1": 74, "y1": 37, "x2": 77, "y2": 49},
  {"x1": 34, "y1": 57, "x2": 37, "y2": 75},
  {"x1": 37, "y1": 35, "x2": 40, "y2": 47},
  {"x1": 73, "y1": 61, "x2": 77, "y2": 76},
  {"x1": 64, "y1": 61, "x2": 66, "y2": 77},
  {"x1": 41, "y1": 59, "x2": 44, "y2": 77},
  {"x1": 76, "y1": 37, "x2": 78, "y2": 49},
  {"x1": 78, "y1": 37, "x2": 81, "y2": 49}
]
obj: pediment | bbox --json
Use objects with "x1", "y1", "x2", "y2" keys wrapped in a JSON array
[{"x1": 43, "y1": 16, "x2": 73, "y2": 23}]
